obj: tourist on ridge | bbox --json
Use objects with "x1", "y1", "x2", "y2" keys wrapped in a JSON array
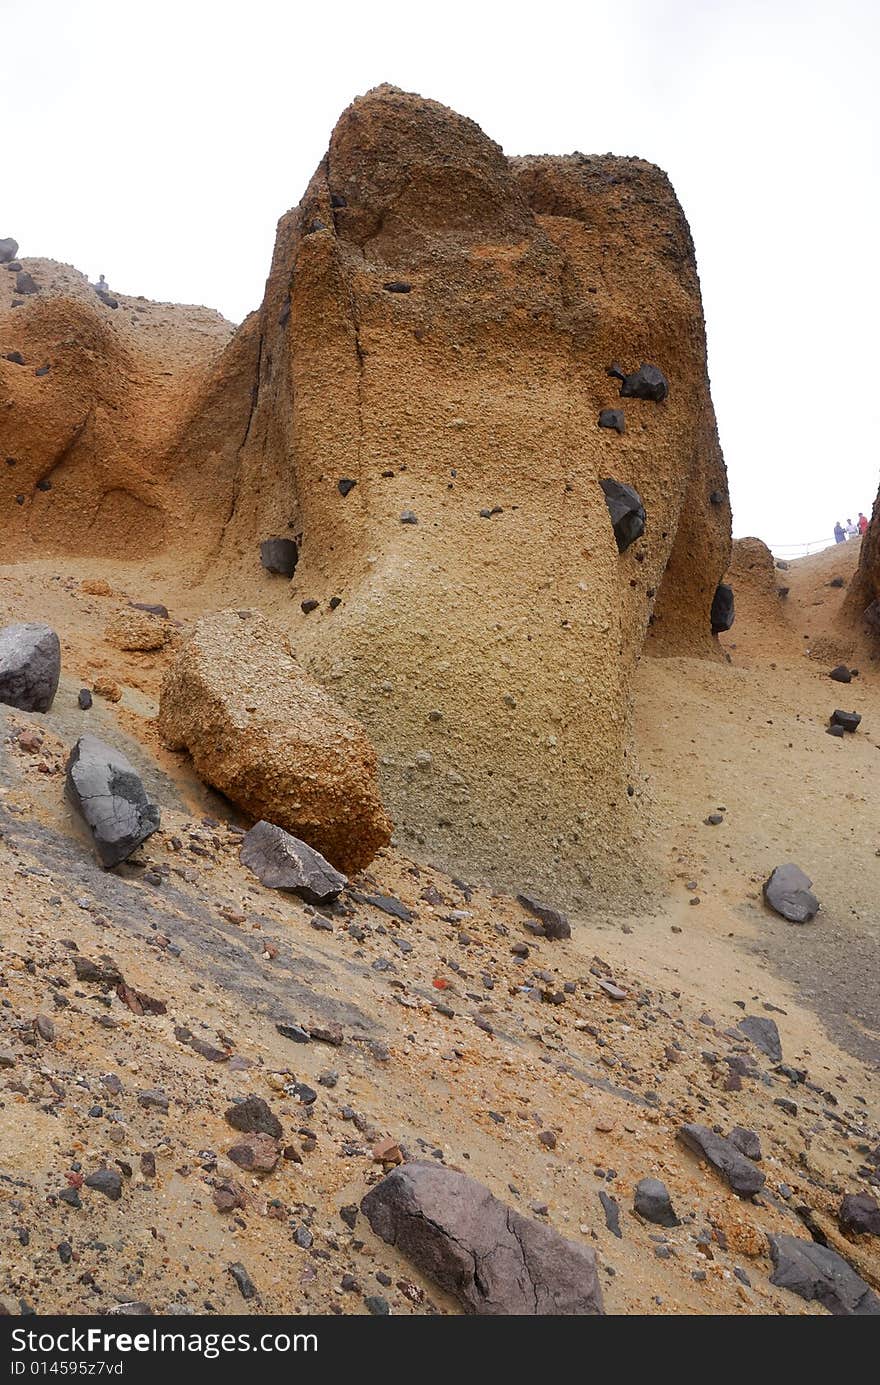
[
  {"x1": 845, "y1": 517, "x2": 859, "y2": 539},
  {"x1": 834, "y1": 521, "x2": 846, "y2": 543},
  {"x1": 859, "y1": 512, "x2": 869, "y2": 536}
]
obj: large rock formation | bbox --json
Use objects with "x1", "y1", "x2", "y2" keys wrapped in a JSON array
[
  {"x1": 157, "y1": 610, "x2": 392, "y2": 873},
  {"x1": 166, "y1": 85, "x2": 731, "y2": 903}
]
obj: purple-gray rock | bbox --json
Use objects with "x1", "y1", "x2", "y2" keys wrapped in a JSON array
[
  {"x1": 830, "y1": 709, "x2": 861, "y2": 733},
  {"x1": 84, "y1": 1168, "x2": 122, "y2": 1201},
  {"x1": 65, "y1": 735, "x2": 160, "y2": 868},
  {"x1": 0, "y1": 237, "x2": 18, "y2": 263},
  {"x1": 829, "y1": 665, "x2": 852, "y2": 683},
  {"x1": 768, "y1": 1233, "x2": 880, "y2": 1315},
  {"x1": 228, "y1": 1263, "x2": 257, "y2": 1301},
  {"x1": 737, "y1": 1015, "x2": 782, "y2": 1062},
  {"x1": 598, "y1": 408, "x2": 625, "y2": 434},
  {"x1": 0, "y1": 622, "x2": 61, "y2": 712},
  {"x1": 677, "y1": 1124, "x2": 765, "y2": 1197},
  {"x1": 259, "y1": 537, "x2": 299, "y2": 577},
  {"x1": 634, "y1": 1177, "x2": 679, "y2": 1226},
  {"x1": 224, "y1": 1095, "x2": 282, "y2": 1140},
  {"x1": 240, "y1": 819, "x2": 347, "y2": 904},
  {"x1": 763, "y1": 863, "x2": 819, "y2": 923},
  {"x1": 608, "y1": 361, "x2": 669, "y2": 402},
  {"x1": 361, "y1": 1161, "x2": 604, "y2": 1315},
  {"x1": 15, "y1": 270, "x2": 39, "y2": 295},
  {"x1": 728, "y1": 1127, "x2": 762, "y2": 1162},
  {"x1": 839, "y1": 1191, "x2": 880, "y2": 1238},
  {"x1": 599, "y1": 478, "x2": 646, "y2": 554},
  {"x1": 516, "y1": 893, "x2": 571, "y2": 940},
  {"x1": 710, "y1": 583, "x2": 735, "y2": 634}
]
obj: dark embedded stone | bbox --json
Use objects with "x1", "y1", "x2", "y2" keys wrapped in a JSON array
[
  {"x1": 228, "y1": 1263, "x2": 257, "y2": 1301},
  {"x1": 829, "y1": 665, "x2": 852, "y2": 683},
  {"x1": 0, "y1": 237, "x2": 19, "y2": 263},
  {"x1": 329, "y1": 596, "x2": 342, "y2": 610},
  {"x1": 259, "y1": 537, "x2": 299, "y2": 577},
  {"x1": 608, "y1": 361, "x2": 668, "y2": 402},
  {"x1": 827, "y1": 725, "x2": 845, "y2": 738},
  {"x1": 365, "y1": 1295, "x2": 390, "y2": 1315},
  {"x1": 330, "y1": 193, "x2": 348, "y2": 209},
  {"x1": 305, "y1": 219, "x2": 326, "y2": 235},
  {"x1": 768, "y1": 1234, "x2": 879, "y2": 1315},
  {"x1": 728, "y1": 1127, "x2": 762, "y2": 1161},
  {"x1": 73, "y1": 956, "x2": 123, "y2": 985},
  {"x1": 224, "y1": 1095, "x2": 282, "y2": 1139},
  {"x1": 34, "y1": 364, "x2": 50, "y2": 378},
  {"x1": 704, "y1": 813, "x2": 724, "y2": 825},
  {"x1": 15, "y1": 270, "x2": 39, "y2": 295},
  {"x1": 84, "y1": 1168, "x2": 122, "y2": 1201},
  {"x1": 829, "y1": 575, "x2": 846, "y2": 588},
  {"x1": 78, "y1": 688, "x2": 93, "y2": 710},
  {"x1": 383, "y1": 281, "x2": 411, "y2": 293},
  {"x1": 710, "y1": 583, "x2": 735, "y2": 634},
  {"x1": 763, "y1": 863, "x2": 819, "y2": 922},
  {"x1": 400, "y1": 510, "x2": 418, "y2": 524},
  {"x1": 709, "y1": 490, "x2": 725, "y2": 505},
  {"x1": 831, "y1": 709, "x2": 860, "y2": 733},
  {"x1": 36, "y1": 478, "x2": 51, "y2": 490},
  {"x1": 598, "y1": 1190, "x2": 621, "y2": 1237},
  {"x1": 350, "y1": 891, "x2": 414, "y2": 921},
  {"x1": 300, "y1": 599, "x2": 319, "y2": 614},
  {"x1": 361, "y1": 1161, "x2": 604, "y2": 1314},
  {"x1": 598, "y1": 409, "x2": 625, "y2": 434},
  {"x1": 338, "y1": 478, "x2": 357, "y2": 496},
  {"x1": 0, "y1": 622, "x2": 61, "y2": 712},
  {"x1": 276, "y1": 1022, "x2": 311, "y2": 1044},
  {"x1": 737, "y1": 1015, "x2": 782, "y2": 1061},
  {"x1": 65, "y1": 735, "x2": 160, "y2": 868},
  {"x1": 240, "y1": 820, "x2": 347, "y2": 904},
  {"x1": 515, "y1": 893, "x2": 571, "y2": 940},
  {"x1": 677, "y1": 1124, "x2": 765, "y2": 1196},
  {"x1": 634, "y1": 1177, "x2": 679, "y2": 1226},
  {"x1": 4, "y1": 351, "x2": 25, "y2": 365},
  {"x1": 839, "y1": 1191, "x2": 880, "y2": 1237},
  {"x1": 600, "y1": 478, "x2": 646, "y2": 553}
]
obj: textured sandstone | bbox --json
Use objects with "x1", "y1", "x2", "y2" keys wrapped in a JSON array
[
  {"x1": 104, "y1": 609, "x2": 170, "y2": 652},
  {"x1": 157, "y1": 610, "x2": 392, "y2": 873}
]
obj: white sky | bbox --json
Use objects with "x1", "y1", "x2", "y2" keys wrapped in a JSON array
[{"x1": 2, "y1": 0, "x2": 878, "y2": 551}]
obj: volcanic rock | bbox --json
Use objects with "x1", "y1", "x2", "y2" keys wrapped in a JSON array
[
  {"x1": 598, "y1": 408, "x2": 625, "y2": 434},
  {"x1": 84, "y1": 1169, "x2": 122, "y2": 1201},
  {"x1": 240, "y1": 820, "x2": 347, "y2": 902},
  {"x1": 829, "y1": 665, "x2": 852, "y2": 683},
  {"x1": 676, "y1": 1123, "x2": 765, "y2": 1197},
  {"x1": 599, "y1": 478, "x2": 646, "y2": 554},
  {"x1": 361, "y1": 1161, "x2": 604, "y2": 1315},
  {"x1": 65, "y1": 735, "x2": 161, "y2": 868},
  {"x1": 608, "y1": 362, "x2": 669, "y2": 402},
  {"x1": 0, "y1": 238, "x2": 18, "y2": 263},
  {"x1": 710, "y1": 582, "x2": 735, "y2": 634},
  {"x1": 763, "y1": 863, "x2": 819, "y2": 923},
  {"x1": 158, "y1": 610, "x2": 392, "y2": 873},
  {"x1": 768, "y1": 1234, "x2": 880, "y2": 1315},
  {"x1": 516, "y1": 893, "x2": 571, "y2": 940},
  {"x1": 633, "y1": 1177, "x2": 679, "y2": 1226},
  {"x1": 15, "y1": 271, "x2": 39, "y2": 295},
  {"x1": 838, "y1": 1192, "x2": 880, "y2": 1238},
  {"x1": 728, "y1": 1127, "x2": 762, "y2": 1161},
  {"x1": 224, "y1": 1095, "x2": 282, "y2": 1139},
  {"x1": 259, "y1": 538, "x2": 299, "y2": 577},
  {"x1": 0, "y1": 622, "x2": 61, "y2": 712},
  {"x1": 830, "y1": 709, "x2": 860, "y2": 733},
  {"x1": 737, "y1": 1015, "x2": 782, "y2": 1061}
]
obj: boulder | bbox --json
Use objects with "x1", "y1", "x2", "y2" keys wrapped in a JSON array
[
  {"x1": 240, "y1": 820, "x2": 347, "y2": 903},
  {"x1": 633, "y1": 1177, "x2": 679, "y2": 1226},
  {"x1": 0, "y1": 622, "x2": 61, "y2": 712},
  {"x1": 598, "y1": 408, "x2": 625, "y2": 434},
  {"x1": 768, "y1": 1234, "x2": 880, "y2": 1315},
  {"x1": 224, "y1": 1095, "x2": 282, "y2": 1138},
  {"x1": 599, "y1": 478, "x2": 646, "y2": 553},
  {"x1": 0, "y1": 237, "x2": 19, "y2": 263},
  {"x1": 763, "y1": 863, "x2": 819, "y2": 923},
  {"x1": 710, "y1": 582, "x2": 735, "y2": 633},
  {"x1": 14, "y1": 270, "x2": 39, "y2": 295},
  {"x1": 829, "y1": 665, "x2": 852, "y2": 683},
  {"x1": 728, "y1": 1126, "x2": 762, "y2": 1161},
  {"x1": 259, "y1": 538, "x2": 299, "y2": 577},
  {"x1": 158, "y1": 610, "x2": 392, "y2": 873},
  {"x1": 737, "y1": 1015, "x2": 782, "y2": 1061},
  {"x1": 516, "y1": 893, "x2": 571, "y2": 940},
  {"x1": 830, "y1": 709, "x2": 861, "y2": 733},
  {"x1": 609, "y1": 362, "x2": 669, "y2": 402},
  {"x1": 839, "y1": 1192, "x2": 880, "y2": 1238},
  {"x1": 361, "y1": 1161, "x2": 604, "y2": 1315},
  {"x1": 65, "y1": 735, "x2": 160, "y2": 867},
  {"x1": 676, "y1": 1123, "x2": 765, "y2": 1197}
]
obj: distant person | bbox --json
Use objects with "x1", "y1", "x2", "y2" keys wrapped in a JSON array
[
  {"x1": 859, "y1": 511, "x2": 869, "y2": 536},
  {"x1": 96, "y1": 274, "x2": 109, "y2": 294},
  {"x1": 834, "y1": 521, "x2": 846, "y2": 543},
  {"x1": 846, "y1": 517, "x2": 859, "y2": 539}
]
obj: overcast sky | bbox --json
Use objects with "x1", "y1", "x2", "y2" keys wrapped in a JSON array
[{"x1": 2, "y1": 0, "x2": 877, "y2": 551}]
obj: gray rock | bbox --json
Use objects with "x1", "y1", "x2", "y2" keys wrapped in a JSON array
[
  {"x1": 831, "y1": 709, "x2": 861, "y2": 733},
  {"x1": 737, "y1": 1015, "x2": 782, "y2": 1061},
  {"x1": 240, "y1": 820, "x2": 347, "y2": 904},
  {"x1": 259, "y1": 537, "x2": 299, "y2": 577},
  {"x1": 763, "y1": 863, "x2": 819, "y2": 923},
  {"x1": 710, "y1": 583, "x2": 735, "y2": 634},
  {"x1": 224, "y1": 1095, "x2": 282, "y2": 1139},
  {"x1": 768, "y1": 1233, "x2": 880, "y2": 1315},
  {"x1": 634, "y1": 1177, "x2": 679, "y2": 1226},
  {"x1": 728, "y1": 1126, "x2": 762, "y2": 1161},
  {"x1": 600, "y1": 478, "x2": 646, "y2": 554},
  {"x1": 516, "y1": 893, "x2": 571, "y2": 940},
  {"x1": 361, "y1": 1161, "x2": 604, "y2": 1315},
  {"x1": 15, "y1": 270, "x2": 39, "y2": 295},
  {"x1": 608, "y1": 361, "x2": 669, "y2": 402},
  {"x1": 598, "y1": 1189, "x2": 621, "y2": 1237},
  {"x1": 228, "y1": 1263, "x2": 257, "y2": 1301},
  {"x1": 598, "y1": 408, "x2": 625, "y2": 434},
  {"x1": 0, "y1": 622, "x2": 61, "y2": 712},
  {"x1": 829, "y1": 665, "x2": 852, "y2": 683},
  {"x1": 677, "y1": 1123, "x2": 765, "y2": 1197},
  {"x1": 84, "y1": 1168, "x2": 122, "y2": 1201},
  {"x1": 839, "y1": 1191, "x2": 880, "y2": 1238},
  {"x1": 0, "y1": 237, "x2": 19, "y2": 263},
  {"x1": 65, "y1": 735, "x2": 160, "y2": 868}
]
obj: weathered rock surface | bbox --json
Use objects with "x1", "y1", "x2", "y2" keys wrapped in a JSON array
[
  {"x1": 361, "y1": 1161, "x2": 604, "y2": 1314},
  {"x1": 763, "y1": 863, "x2": 819, "y2": 923},
  {"x1": 600, "y1": 478, "x2": 646, "y2": 554},
  {"x1": 609, "y1": 361, "x2": 669, "y2": 402},
  {"x1": 710, "y1": 582, "x2": 735, "y2": 634},
  {"x1": 0, "y1": 237, "x2": 18, "y2": 263},
  {"x1": 0, "y1": 622, "x2": 61, "y2": 712},
  {"x1": 104, "y1": 609, "x2": 169, "y2": 652},
  {"x1": 516, "y1": 893, "x2": 571, "y2": 940},
  {"x1": 259, "y1": 538, "x2": 299, "y2": 576},
  {"x1": 634, "y1": 1177, "x2": 679, "y2": 1226},
  {"x1": 677, "y1": 1123, "x2": 765, "y2": 1196},
  {"x1": 839, "y1": 1192, "x2": 880, "y2": 1238},
  {"x1": 728, "y1": 1127, "x2": 762, "y2": 1162},
  {"x1": 830, "y1": 709, "x2": 860, "y2": 733},
  {"x1": 65, "y1": 734, "x2": 160, "y2": 867},
  {"x1": 158, "y1": 610, "x2": 392, "y2": 873},
  {"x1": 240, "y1": 820, "x2": 347, "y2": 903},
  {"x1": 768, "y1": 1233, "x2": 880, "y2": 1315},
  {"x1": 737, "y1": 1015, "x2": 782, "y2": 1061},
  {"x1": 598, "y1": 408, "x2": 625, "y2": 434}
]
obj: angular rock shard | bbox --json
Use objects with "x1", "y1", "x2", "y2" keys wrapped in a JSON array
[
  {"x1": 0, "y1": 237, "x2": 19, "y2": 263},
  {"x1": 839, "y1": 1191, "x2": 880, "y2": 1238},
  {"x1": 634, "y1": 1177, "x2": 679, "y2": 1226},
  {"x1": 361, "y1": 1161, "x2": 604, "y2": 1315},
  {"x1": 710, "y1": 582, "x2": 735, "y2": 634},
  {"x1": 830, "y1": 709, "x2": 860, "y2": 733},
  {"x1": 600, "y1": 479, "x2": 646, "y2": 554},
  {"x1": 768, "y1": 1233, "x2": 880, "y2": 1315},
  {"x1": 158, "y1": 610, "x2": 392, "y2": 874},
  {"x1": 676, "y1": 1123, "x2": 765, "y2": 1197},
  {"x1": 0, "y1": 622, "x2": 61, "y2": 712},
  {"x1": 65, "y1": 734, "x2": 160, "y2": 868},
  {"x1": 763, "y1": 863, "x2": 819, "y2": 923},
  {"x1": 737, "y1": 1015, "x2": 782, "y2": 1061},
  {"x1": 608, "y1": 362, "x2": 669, "y2": 402},
  {"x1": 516, "y1": 892, "x2": 571, "y2": 940},
  {"x1": 240, "y1": 820, "x2": 347, "y2": 903},
  {"x1": 259, "y1": 537, "x2": 299, "y2": 577},
  {"x1": 598, "y1": 408, "x2": 625, "y2": 434}
]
